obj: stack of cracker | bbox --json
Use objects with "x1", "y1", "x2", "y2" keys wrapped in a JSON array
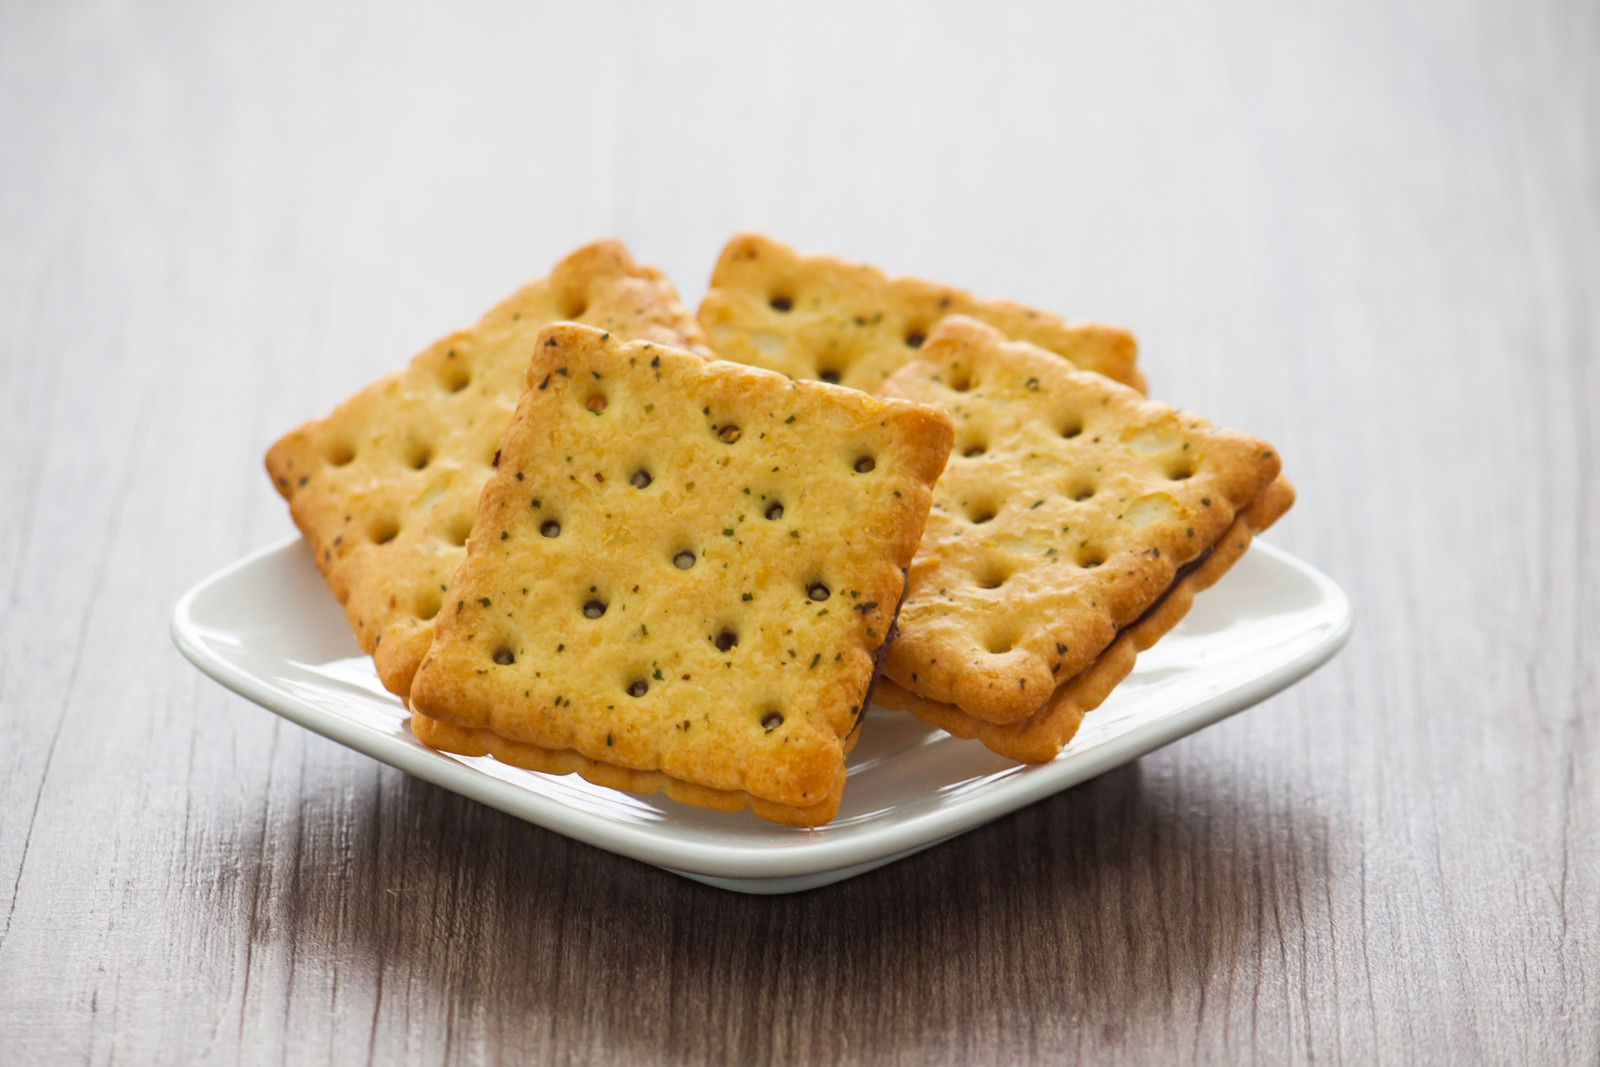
[{"x1": 267, "y1": 234, "x2": 1291, "y2": 826}]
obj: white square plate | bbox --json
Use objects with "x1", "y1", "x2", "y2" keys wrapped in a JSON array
[{"x1": 172, "y1": 538, "x2": 1350, "y2": 894}]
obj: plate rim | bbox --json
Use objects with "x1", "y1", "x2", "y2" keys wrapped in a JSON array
[{"x1": 172, "y1": 537, "x2": 1352, "y2": 883}]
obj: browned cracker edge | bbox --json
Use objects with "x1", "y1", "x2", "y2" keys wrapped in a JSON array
[
  {"x1": 875, "y1": 476, "x2": 1295, "y2": 763},
  {"x1": 409, "y1": 712, "x2": 848, "y2": 828}
]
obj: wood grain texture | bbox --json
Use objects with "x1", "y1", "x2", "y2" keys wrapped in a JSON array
[{"x1": 1, "y1": 0, "x2": 1596, "y2": 1063}]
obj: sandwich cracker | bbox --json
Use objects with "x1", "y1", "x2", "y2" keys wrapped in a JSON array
[
  {"x1": 877, "y1": 316, "x2": 1287, "y2": 725},
  {"x1": 408, "y1": 324, "x2": 953, "y2": 826},
  {"x1": 874, "y1": 477, "x2": 1295, "y2": 761}
]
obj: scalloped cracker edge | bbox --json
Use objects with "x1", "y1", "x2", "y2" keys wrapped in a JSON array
[{"x1": 410, "y1": 712, "x2": 849, "y2": 827}]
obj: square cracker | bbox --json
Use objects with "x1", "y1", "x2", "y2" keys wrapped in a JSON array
[
  {"x1": 265, "y1": 239, "x2": 708, "y2": 700},
  {"x1": 874, "y1": 476, "x2": 1295, "y2": 762},
  {"x1": 876, "y1": 316, "x2": 1287, "y2": 725},
  {"x1": 407, "y1": 324, "x2": 954, "y2": 826},
  {"x1": 697, "y1": 232, "x2": 1145, "y2": 395}
]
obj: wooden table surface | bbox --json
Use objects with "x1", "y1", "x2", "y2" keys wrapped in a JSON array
[{"x1": 3, "y1": 1, "x2": 1596, "y2": 1062}]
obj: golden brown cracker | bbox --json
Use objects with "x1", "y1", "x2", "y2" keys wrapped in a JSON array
[
  {"x1": 697, "y1": 233, "x2": 1144, "y2": 395},
  {"x1": 265, "y1": 239, "x2": 708, "y2": 700},
  {"x1": 877, "y1": 316, "x2": 1284, "y2": 725},
  {"x1": 407, "y1": 324, "x2": 953, "y2": 826},
  {"x1": 874, "y1": 476, "x2": 1295, "y2": 762}
]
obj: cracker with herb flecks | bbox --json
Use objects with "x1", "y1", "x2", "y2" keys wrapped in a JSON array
[
  {"x1": 697, "y1": 232, "x2": 1145, "y2": 396},
  {"x1": 265, "y1": 240, "x2": 709, "y2": 700},
  {"x1": 876, "y1": 315, "x2": 1287, "y2": 727},
  {"x1": 407, "y1": 324, "x2": 953, "y2": 826},
  {"x1": 874, "y1": 476, "x2": 1295, "y2": 762}
]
